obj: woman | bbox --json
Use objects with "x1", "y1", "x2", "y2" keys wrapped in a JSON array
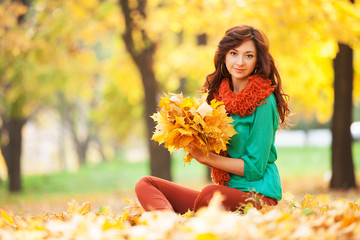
[{"x1": 135, "y1": 25, "x2": 290, "y2": 214}]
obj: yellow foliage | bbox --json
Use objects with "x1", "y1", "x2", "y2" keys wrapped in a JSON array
[
  {"x1": 1, "y1": 0, "x2": 359, "y2": 144},
  {"x1": 152, "y1": 93, "x2": 236, "y2": 163},
  {"x1": 0, "y1": 1, "x2": 27, "y2": 32},
  {"x1": 0, "y1": 0, "x2": 122, "y2": 121},
  {"x1": 196, "y1": 233, "x2": 217, "y2": 240},
  {"x1": 0, "y1": 151, "x2": 8, "y2": 181},
  {"x1": 66, "y1": 200, "x2": 92, "y2": 215},
  {"x1": 0, "y1": 209, "x2": 14, "y2": 226},
  {"x1": 1, "y1": 194, "x2": 360, "y2": 238},
  {"x1": 147, "y1": 0, "x2": 360, "y2": 123}
]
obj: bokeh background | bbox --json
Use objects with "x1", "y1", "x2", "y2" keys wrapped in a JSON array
[{"x1": 0, "y1": 0, "x2": 359, "y2": 214}]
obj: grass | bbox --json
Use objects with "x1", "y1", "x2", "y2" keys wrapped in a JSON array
[
  {"x1": 0, "y1": 142, "x2": 359, "y2": 204},
  {"x1": 277, "y1": 141, "x2": 360, "y2": 177},
  {"x1": 276, "y1": 146, "x2": 331, "y2": 176},
  {"x1": 0, "y1": 158, "x2": 147, "y2": 202}
]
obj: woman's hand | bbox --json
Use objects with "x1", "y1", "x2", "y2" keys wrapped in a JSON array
[
  {"x1": 188, "y1": 144, "x2": 210, "y2": 166},
  {"x1": 188, "y1": 143, "x2": 245, "y2": 176}
]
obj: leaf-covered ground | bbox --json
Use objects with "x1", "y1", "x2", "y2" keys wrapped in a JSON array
[
  {"x1": 2, "y1": 189, "x2": 360, "y2": 240},
  {"x1": 1, "y1": 176, "x2": 360, "y2": 239}
]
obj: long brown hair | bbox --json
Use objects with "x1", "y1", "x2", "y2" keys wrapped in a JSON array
[{"x1": 204, "y1": 25, "x2": 290, "y2": 125}]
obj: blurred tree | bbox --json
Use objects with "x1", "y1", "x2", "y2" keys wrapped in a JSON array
[
  {"x1": 32, "y1": 0, "x2": 127, "y2": 168},
  {"x1": 35, "y1": 0, "x2": 120, "y2": 167},
  {"x1": 119, "y1": 0, "x2": 171, "y2": 180},
  {"x1": 329, "y1": 1, "x2": 357, "y2": 190},
  {"x1": 0, "y1": 0, "x2": 32, "y2": 192},
  {"x1": 331, "y1": 43, "x2": 356, "y2": 189},
  {"x1": 58, "y1": 92, "x2": 97, "y2": 166},
  {"x1": 0, "y1": 0, "x2": 122, "y2": 191}
]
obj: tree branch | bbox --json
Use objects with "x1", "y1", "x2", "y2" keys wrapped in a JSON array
[{"x1": 119, "y1": 0, "x2": 137, "y2": 60}]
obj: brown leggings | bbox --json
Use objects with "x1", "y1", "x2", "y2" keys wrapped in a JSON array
[{"x1": 135, "y1": 176, "x2": 278, "y2": 214}]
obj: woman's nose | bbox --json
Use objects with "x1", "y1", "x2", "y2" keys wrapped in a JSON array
[{"x1": 236, "y1": 56, "x2": 244, "y2": 66}]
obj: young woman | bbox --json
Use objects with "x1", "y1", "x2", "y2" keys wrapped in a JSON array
[{"x1": 135, "y1": 25, "x2": 290, "y2": 214}]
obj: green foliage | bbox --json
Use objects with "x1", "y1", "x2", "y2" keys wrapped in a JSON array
[{"x1": 302, "y1": 208, "x2": 315, "y2": 216}]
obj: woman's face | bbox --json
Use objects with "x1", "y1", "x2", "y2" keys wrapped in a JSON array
[{"x1": 225, "y1": 40, "x2": 257, "y2": 83}]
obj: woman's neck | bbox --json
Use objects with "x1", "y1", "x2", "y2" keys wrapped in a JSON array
[{"x1": 232, "y1": 78, "x2": 249, "y2": 94}]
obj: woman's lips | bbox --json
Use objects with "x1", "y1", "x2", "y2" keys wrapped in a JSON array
[{"x1": 234, "y1": 68, "x2": 245, "y2": 73}]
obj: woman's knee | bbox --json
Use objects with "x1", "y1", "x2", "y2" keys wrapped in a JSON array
[
  {"x1": 135, "y1": 176, "x2": 154, "y2": 195},
  {"x1": 194, "y1": 185, "x2": 222, "y2": 211}
]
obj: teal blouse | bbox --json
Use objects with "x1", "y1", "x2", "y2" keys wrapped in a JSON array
[{"x1": 227, "y1": 93, "x2": 282, "y2": 201}]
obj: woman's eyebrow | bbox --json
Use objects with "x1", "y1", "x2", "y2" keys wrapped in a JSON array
[{"x1": 231, "y1": 49, "x2": 255, "y2": 53}]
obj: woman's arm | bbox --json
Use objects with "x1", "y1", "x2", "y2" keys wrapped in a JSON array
[
  {"x1": 188, "y1": 94, "x2": 278, "y2": 179},
  {"x1": 188, "y1": 144, "x2": 244, "y2": 176}
]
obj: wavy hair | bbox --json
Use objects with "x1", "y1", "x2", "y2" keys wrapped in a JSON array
[{"x1": 204, "y1": 25, "x2": 290, "y2": 125}]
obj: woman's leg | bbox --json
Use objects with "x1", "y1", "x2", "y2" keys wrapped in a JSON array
[
  {"x1": 194, "y1": 185, "x2": 277, "y2": 212},
  {"x1": 135, "y1": 176, "x2": 200, "y2": 214}
]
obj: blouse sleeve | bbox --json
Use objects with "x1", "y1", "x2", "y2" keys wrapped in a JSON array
[{"x1": 241, "y1": 95, "x2": 278, "y2": 181}]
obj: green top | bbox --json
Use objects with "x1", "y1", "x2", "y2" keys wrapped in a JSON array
[{"x1": 227, "y1": 93, "x2": 282, "y2": 201}]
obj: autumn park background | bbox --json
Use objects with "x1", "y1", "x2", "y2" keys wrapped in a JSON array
[{"x1": 0, "y1": 0, "x2": 360, "y2": 217}]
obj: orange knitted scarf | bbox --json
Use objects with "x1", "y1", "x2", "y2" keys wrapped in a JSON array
[{"x1": 211, "y1": 75, "x2": 275, "y2": 185}]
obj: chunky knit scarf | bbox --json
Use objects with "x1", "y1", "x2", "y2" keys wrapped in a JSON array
[{"x1": 211, "y1": 75, "x2": 276, "y2": 185}]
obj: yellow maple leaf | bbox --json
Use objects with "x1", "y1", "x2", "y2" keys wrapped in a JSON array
[
  {"x1": 210, "y1": 98, "x2": 224, "y2": 109},
  {"x1": 67, "y1": 199, "x2": 80, "y2": 214},
  {"x1": 66, "y1": 200, "x2": 91, "y2": 215},
  {"x1": 181, "y1": 97, "x2": 195, "y2": 108},
  {"x1": 78, "y1": 202, "x2": 91, "y2": 215},
  {"x1": 196, "y1": 101, "x2": 213, "y2": 117},
  {"x1": 196, "y1": 233, "x2": 217, "y2": 240},
  {"x1": 0, "y1": 209, "x2": 14, "y2": 225}
]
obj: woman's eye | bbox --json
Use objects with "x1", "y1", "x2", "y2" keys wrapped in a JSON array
[
  {"x1": 230, "y1": 51, "x2": 237, "y2": 56},
  {"x1": 246, "y1": 54, "x2": 254, "y2": 58}
]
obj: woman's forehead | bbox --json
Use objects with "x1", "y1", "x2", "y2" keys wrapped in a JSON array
[{"x1": 232, "y1": 40, "x2": 256, "y2": 52}]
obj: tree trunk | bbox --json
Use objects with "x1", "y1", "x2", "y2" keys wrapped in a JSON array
[
  {"x1": 140, "y1": 58, "x2": 172, "y2": 180},
  {"x1": 120, "y1": 0, "x2": 171, "y2": 180},
  {"x1": 69, "y1": 127, "x2": 90, "y2": 167},
  {"x1": 2, "y1": 117, "x2": 26, "y2": 192},
  {"x1": 63, "y1": 99, "x2": 91, "y2": 167},
  {"x1": 76, "y1": 139, "x2": 89, "y2": 166},
  {"x1": 57, "y1": 92, "x2": 68, "y2": 171},
  {"x1": 94, "y1": 134, "x2": 106, "y2": 163},
  {"x1": 330, "y1": 43, "x2": 356, "y2": 189}
]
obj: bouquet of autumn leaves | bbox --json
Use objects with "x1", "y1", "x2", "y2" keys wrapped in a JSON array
[{"x1": 151, "y1": 93, "x2": 237, "y2": 163}]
